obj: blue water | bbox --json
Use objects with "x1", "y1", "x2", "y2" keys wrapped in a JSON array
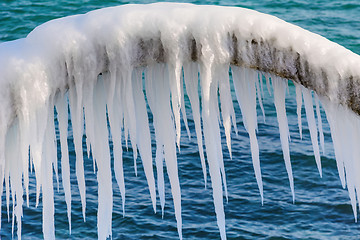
[{"x1": 1, "y1": 0, "x2": 360, "y2": 239}]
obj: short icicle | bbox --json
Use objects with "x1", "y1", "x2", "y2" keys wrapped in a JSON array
[
  {"x1": 256, "y1": 73, "x2": 265, "y2": 123},
  {"x1": 295, "y1": 83, "x2": 303, "y2": 140},
  {"x1": 314, "y1": 93, "x2": 325, "y2": 154}
]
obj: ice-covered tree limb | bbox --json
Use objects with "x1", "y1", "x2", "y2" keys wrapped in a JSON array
[{"x1": 0, "y1": 3, "x2": 360, "y2": 240}]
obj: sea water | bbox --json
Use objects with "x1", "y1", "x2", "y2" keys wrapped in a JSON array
[{"x1": 1, "y1": 0, "x2": 360, "y2": 239}]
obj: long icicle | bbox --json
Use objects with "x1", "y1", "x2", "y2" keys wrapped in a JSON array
[
  {"x1": 146, "y1": 64, "x2": 182, "y2": 239},
  {"x1": 68, "y1": 82, "x2": 87, "y2": 220},
  {"x1": 55, "y1": 94, "x2": 72, "y2": 233},
  {"x1": 200, "y1": 61, "x2": 226, "y2": 240},
  {"x1": 183, "y1": 62, "x2": 207, "y2": 187},
  {"x1": 232, "y1": 66, "x2": 263, "y2": 204},
  {"x1": 218, "y1": 65, "x2": 236, "y2": 160},
  {"x1": 272, "y1": 76, "x2": 295, "y2": 202},
  {"x1": 104, "y1": 67, "x2": 126, "y2": 216},
  {"x1": 132, "y1": 68, "x2": 157, "y2": 213},
  {"x1": 302, "y1": 87, "x2": 322, "y2": 177},
  {"x1": 93, "y1": 75, "x2": 113, "y2": 240}
]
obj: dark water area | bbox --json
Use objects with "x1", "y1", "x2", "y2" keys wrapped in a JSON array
[{"x1": 1, "y1": 0, "x2": 360, "y2": 239}]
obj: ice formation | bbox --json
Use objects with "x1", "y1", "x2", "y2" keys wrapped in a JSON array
[{"x1": 1, "y1": 2, "x2": 360, "y2": 239}]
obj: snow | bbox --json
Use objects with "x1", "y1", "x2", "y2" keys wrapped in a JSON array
[{"x1": 1, "y1": 2, "x2": 360, "y2": 240}]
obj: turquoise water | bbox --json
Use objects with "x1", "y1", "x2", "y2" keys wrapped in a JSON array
[{"x1": 1, "y1": 0, "x2": 360, "y2": 239}]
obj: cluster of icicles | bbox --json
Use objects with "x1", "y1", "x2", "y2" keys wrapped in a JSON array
[
  {"x1": 3, "y1": 61, "x2": 360, "y2": 240},
  {"x1": 2, "y1": 3, "x2": 360, "y2": 240}
]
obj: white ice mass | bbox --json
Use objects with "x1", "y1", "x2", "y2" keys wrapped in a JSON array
[{"x1": 1, "y1": 2, "x2": 360, "y2": 239}]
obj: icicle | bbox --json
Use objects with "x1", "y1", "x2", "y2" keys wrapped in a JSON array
[
  {"x1": 351, "y1": 116, "x2": 360, "y2": 218},
  {"x1": 180, "y1": 69, "x2": 191, "y2": 139},
  {"x1": 155, "y1": 144, "x2": 165, "y2": 216},
  {"x1": 208, "y1": 65, "x2": 228, "y2": 202},
  {"x1": 295, "y1": 83, "x2": 303, "y2": 140},
  {"x1": 68, "y1": 83, "x2": 87, "y2": 221},
  {"x1": 322, "y1": 103, "x2": 359, "y2": 221},
  {"x1": 256, "y1": 72, "x2": 265, "y2": 123},
  {"x1": 168, "y1": 61, "x2": 183, "y2": 151},
  {"x1": 218, "y1": 65, "x2": 236, "y2": 159},
  {"x1": 314, "y1": 93, "x2": 325, "y2": 154},
  {"x1": 24, "y1": 115, "x2": 37, "y2": 209},
  {"x1": 18, "y1": 112, "x2": 30, "y2": 208},
  {"x1": 343, "y1": 122, "x2": 358, "y2": 222},
  {"x1": 145, "y1": 64, "x2": 182, "y2": 239},
  {"x1": 321, "y1": 98, "x2": 346, "y2": 188},
  {"x1": 93, "y1": 76, "x2": 113, "y2": 240},
  {"x1": 302, "y1": 87, "x2": 322, "y2": 177},
  {"x1": 5, "y1": 121, "x2": 24, "y2": 239},
  {"x1": 121, "y1": 68, "x2": 138, "y2": 176},
  {"x1": 272, "y1": 76, "x2": 295, "y2": 202},
  {"x1": 55, "y1": 94, "x2": 72, "y2": 232},
  {"x1": 42, "y1": 103, "x2": 56, "y2": 240},
  {"x1": 48, "y1": 103, "x2": 59, "y2": 192},
  {"x1": 82, "y1": 76, "x2": 96, "y2": 171},
  {"x1": 183, "y1": 62, "x2": 207, "y2": 187},
  {"x1": 144, "y1": 66, "x2": 166, "y2": 214},
  {"x1": 232, "y1": 66, "x2": 263, "y2": 204},
  {"x1": 104, "y1": 67, "x2": 126, "y2": 216},
  {"x1": 145, "y1": 63, "x2": 166, "y2": 213},
  {"x1": 32, "y1": 105, "x2": 49, "y2": 209},
  {"x1": 258, "y1": 73, "x2": 265, "y2": 102},
  {"x1": 199, "y1": 60, "x2": 226, "y2": 240},
  {"x1": 132, "y1": 68, "x2": 157, "y2": 213},
  {"x1": 145, "y1": 62, "x2": 165, "y2": 214}
]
